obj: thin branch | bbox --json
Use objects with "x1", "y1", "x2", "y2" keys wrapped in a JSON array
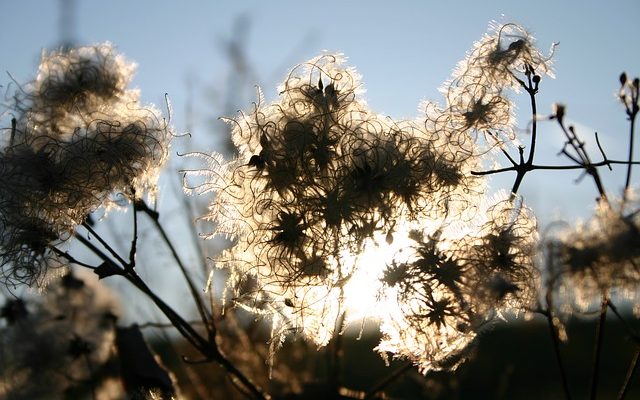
[
  {"x1": 138, "y1": 320, "x2": 207, "y2": 329},
  {"x1": 329, "y1": 310, "x2": 347, "y2": 395},
  {"x1": 364, "y1": 362, "x2": 413, "y2": 399},
  {"x1": 48, "y1": 246, "x2": 97, "y2": 270},
  {"x1": 73, "y1": 233, "x2": 122, "y2": 272},
  {"x1": 545, "y1": 292, "x2": 572, "y2": 400},
  {"x1": 623, "y1": 81, "x2": 639, "y2": 199},
  {"x1": 534, "y1": 160, "x2": 640, "y2": 170},
  {"x1": 471, "y1": 165, "x2": 518, "y2": 176},
  {"x1": 595, "y1": 132, "x2": 612, "y2": 171},
  {"x1": 129, "y1": 195, "x2": 139, "y2": 268},
  {"x1": 558, "y1": 120, "x2": 609, "y2": 203},
  {"x1": 525, "y1": 66, "x2": 539, "y2": 165},
  {"x1": 123, "y1": 271, "x2": 209, "y2": 353},
  {"x1": 590, "y1": 293, "x2": 609, "y2": 400},
  {"x1": 472, "y1": 159, "x2": 640, "y2": 177},
  {"x1": 75, "y1": 225, "x2": 268, "y2": 400},
  {"x1": 607, "y1": 300, "x2": 640, "y2": 345},
  {"x1": 81, "y1": 222, "x2": 128, "y2": 267},
  {"x1": 487, "y1": 130, "x2": 518, "y2": 166},
  {"x1": 136, "y1": 200, "x2": 213, "y2": 335},
  {"x1": 618, "y1": 349, "x2": 640, "y2": 400}
]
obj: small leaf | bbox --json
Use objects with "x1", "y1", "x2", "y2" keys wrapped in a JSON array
[{"x1": 94, "y1": 261, "x2": 121, "y2": 279}]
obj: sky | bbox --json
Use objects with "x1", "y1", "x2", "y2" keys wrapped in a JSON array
[{"x1": 1, "y1": 0, "x2": 639, "y2": 224}]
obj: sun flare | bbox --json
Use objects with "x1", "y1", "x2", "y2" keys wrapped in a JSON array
[{"x1": 341, "y1": 228, "x2": 414, "y2": 322}]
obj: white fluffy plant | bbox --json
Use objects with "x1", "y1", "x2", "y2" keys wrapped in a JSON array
[
  {"x1": 0, "y1": 43, "x2": 173, "y2": 286},
  {"x1": 187, "y1": 22, "x2": 550, "y2": 372}
]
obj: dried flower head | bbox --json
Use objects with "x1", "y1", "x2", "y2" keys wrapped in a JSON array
[
  {"x1": 452, "y1": 22, "x2": 554, "y2": 90},
  {"x1": 189, "y1": 23, "x2": 549, "y2": 372},
  {"x1": 1, "y1": 43, "x2": 173, "y2": 287},
  {"x1": 376, "y1": 195, "x2": 538, "y2": 371},
  {"x1": 425, "y1": 22, "x2": 555, "y2": 152},
  {"x1": 545, "y1": 203, "x2": 640, "y2": 314}
]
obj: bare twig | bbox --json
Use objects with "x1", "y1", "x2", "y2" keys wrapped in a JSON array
[
  {"x1": 557, "y1": 120, "x2": 609, "y2": 204},
  {"x1": 138, "y1": 320, "x2": 207, "y2": 329},
  {"x1": 623, "y1": 75, "x2": 639, "y2": 200},
  {"x1": 329, "y1": 311, "x2": 347, "y2": 395},
  {"x1": 81, "y1": 223, "x2": 129, "y2": 268},
  {"x1": 471, "y1": 160, "x2": 640, "y2": 176},
  {"x1": 545, "y1": 291, "x2": 572, "y2": 400},
  {"x1": 129, "y1": 193, "x2": 139, "y2": 268},
  {"x1": 618, "y1": 349, "x2": 640, "y2": 400},
  {"x1": 364, "y1": 362, "x2": 413, "y2": 399},
  {"x1": 607, "y1": 300, "x2": 640, "y2": 345},
  {"x1": 73, "y1": 226, "x2": 269, "y2": 400},
  {"x1": 135, "y1": 199, "x2": 213, "y2": 336},
  {"x1": 590, "y1": 293, "x2": 609, "y2": 400}
]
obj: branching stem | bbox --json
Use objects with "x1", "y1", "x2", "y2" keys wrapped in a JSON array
[{"x1": 71, "y1": 225, "x2": 269, "y2": 400}]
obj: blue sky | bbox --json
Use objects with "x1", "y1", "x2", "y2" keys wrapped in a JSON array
[{"x1": 2, "y1": 0, "x2": 640, "y2": 222}]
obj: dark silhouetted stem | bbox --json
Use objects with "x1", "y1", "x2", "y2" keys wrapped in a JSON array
[
  {"x1": 545, "y1": 293, "x2": 572, "y2": 400},
  {"x1": 123, "y1": 270, "x2": 268, "y2": 400},
  {"x1": 624, "y1": 108, "x2": 637, "y2": 200},
  {"x1": 472, "y1": 160, "x2": 640, "y2": 176},
  {"x1": 73, "y1": 229, "x2": 268, "y2": 400},
  {"x1": 137, "y1": 200, "x2": 212, "y2": 336},
  {"x1": 608, "y1": 300, "x2": 640, "y2": 345},
  {"x1": 364, "y1": 362, "x2": 413, "y2": 399},
  {"x1": 590, "y1": 293, "x2": 609, "y2": 400},
  {"x1": 557, "y1": 121, "x2": 609, "y2": 204},
  {"x1": 329, "y1": 311, "x2": 347, "y2": 395},
  {"x1": 525, "y1": 70, "x2": 539, "y2": 166},
  {"x1": 618, "y1": 349, "x2": 640, "y2": 400}
]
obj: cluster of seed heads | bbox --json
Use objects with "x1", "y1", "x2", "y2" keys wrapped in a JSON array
[
  {"x1": 0, "y1": 43, "x2": 172, "y2": 286},
  {"x1": 189, "y1": 23, "x2": 550, "y2": 369}
]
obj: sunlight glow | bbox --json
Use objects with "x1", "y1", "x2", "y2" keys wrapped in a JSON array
[{"x1": 341, "y1": 229, "x2": 414, "y2": 322}]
